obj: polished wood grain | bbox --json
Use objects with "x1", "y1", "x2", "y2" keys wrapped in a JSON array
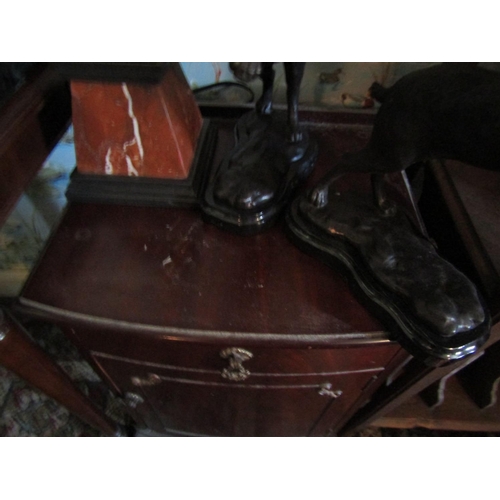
[
  {"x1": 65, "y1": 326, "x2": 398, "y2": 372},
  {"x1": 0, "y1": 64, "x2": 118, "y2": 436},
  {"x1": 317, "y1": 347, "x2": 411, "y2": 436},
  {"x1": 95, "y1": 353, "x2": 385, "y2": 436},
  {"x1": 19, "y1": 203, "x2": 384, "y2": 342},
  {"x1": 20, "y1": 117, "x2": 390, "y2": 345},
  {"x1": 18, "y1": 112, "x2": 414, "y2": 436}
]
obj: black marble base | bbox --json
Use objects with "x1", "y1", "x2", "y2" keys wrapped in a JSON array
[
  {"x1": 56, "y1": 63, "x2": 170, "y2": 84},
  {"x1": 286, "y1": 189, "x2": 491, "y2": 364},
  {"x1": 202, "y1": 111, "x2": 318, "y2": 234}
]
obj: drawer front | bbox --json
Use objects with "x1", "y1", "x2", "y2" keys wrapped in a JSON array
[
  {"x1": 95, "y1": 354, "x2": 378, "y2": 437},
  {"x1": 66, "y1": 326, "x2": 399, "y2": 375},
  {"x1": 62, "y1": 325, "x2": 400, "y2": 436}
]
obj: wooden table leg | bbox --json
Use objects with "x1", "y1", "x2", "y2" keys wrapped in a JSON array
[{"x1": 0, "y1": 309, "x2": 122, "y2": 436}]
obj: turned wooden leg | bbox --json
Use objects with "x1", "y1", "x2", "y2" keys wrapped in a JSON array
[{"x1": 0, "y1": 309, "x2": 122, "y2": 436}]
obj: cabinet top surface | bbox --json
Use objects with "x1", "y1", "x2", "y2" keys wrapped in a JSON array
[
  {"x1": 19, "y1": 114, "x2": 394, "y2": 344},
  {"x1": 21, "y1": 202, "x2": 385, "y2": 338}
]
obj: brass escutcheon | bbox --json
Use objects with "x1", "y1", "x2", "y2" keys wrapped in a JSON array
[
  {"x1": 124, "y1": 392, "x2": 144, "y2": 408},
  {"x1": 131, "y1": 373, "x2": 161, "y2": 387},
  {"x1": 220, "y1": 347, "x2": 253, "y2": 381},
  {"x1": 318, "y1": 383, "x2": 343, "y2": 399}
]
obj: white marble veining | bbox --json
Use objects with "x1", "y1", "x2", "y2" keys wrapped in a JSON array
[
  {"x1": 121, "y1": 83, "x2": 144, "y2": 160},
  {"x1": 122, "y1": 83, "x2": 144, "y2": 176},
  {"x1": 104, "y1": 147, "x2": 114, "y2": 175}
]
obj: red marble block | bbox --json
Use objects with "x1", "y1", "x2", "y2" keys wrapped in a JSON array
[{"x1": 71, "y1": 64, "x2": 202, "y2": 179}]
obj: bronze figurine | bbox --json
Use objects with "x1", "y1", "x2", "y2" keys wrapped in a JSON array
[
  {"x1": 287, "y1": 63, "x2": 496, "y2": 363},
  {"x1": 309, "y1": 63, "x2": 500, "y2": 210},
  {"x1": 202, "y1": 63, "x2": 317, "y2": 234}
]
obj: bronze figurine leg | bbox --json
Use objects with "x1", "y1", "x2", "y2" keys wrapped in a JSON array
[
  {"x1": 202, "y1": 62, "x2": 317, "y2": 234},
  {"x1": 256, "y1": 62, "x2": 275, "y2": 116},
  {"x1": 284, "y1": 62, "x2": 305, "y2": 143}
]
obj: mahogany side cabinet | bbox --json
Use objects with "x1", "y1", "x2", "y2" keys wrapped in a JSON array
[
  {"x1": 17, "y1": 201, "x2": 412, "y2": 436},
  {"x1": 15, "y1": 113, "x2": 413, "y2": 436}
]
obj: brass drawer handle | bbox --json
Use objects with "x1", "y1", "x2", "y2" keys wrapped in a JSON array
[
  {"x1": 131, "y1": 373, "x2": 161, "y2": 387},
  {"x1": 0, "y1": 310, "x2": 7, "y2": 341},
  {"x1": 124, "y1": 392, "x2": 144, "y2": 408},
  {"x1": 220, "y1": 347, "x2": 253, "y2": 382},
  {"x1": 318, "y1": 383, "x2": 343, "y2": 399}
]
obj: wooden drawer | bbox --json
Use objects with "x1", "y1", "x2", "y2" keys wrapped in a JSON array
[
  {"x1": 59, "y1": 325, "x2": 401, "y2": 436},
  {"x1": 93, "y1": 352, "x2": 382, "y2": 437},
  {"x1": 66, "y1": 326, "x2": 399, "y2": 375}
]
